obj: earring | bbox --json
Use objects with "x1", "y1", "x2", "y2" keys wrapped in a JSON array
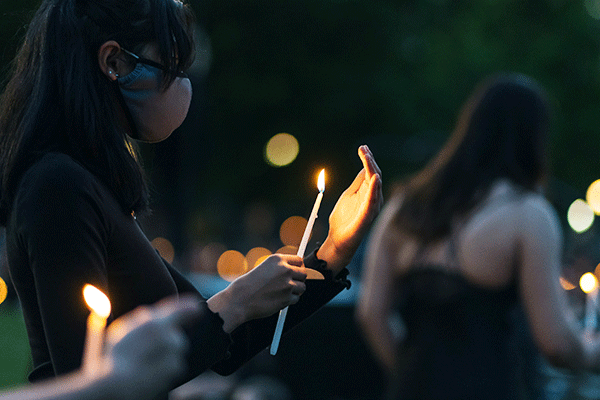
[{"x1": 108, "y1": 70, "x2": 119, "y2": 80}]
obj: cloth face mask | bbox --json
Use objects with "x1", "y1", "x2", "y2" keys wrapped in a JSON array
[{"x1": 118, "y1": 63, "x2": 192, "y2": 143}]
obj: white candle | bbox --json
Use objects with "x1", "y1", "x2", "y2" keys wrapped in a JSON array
[
  {"x1": 82, "y1": 284, "x2": 111, "y2": 374},
  {"x1": 270, "y1": 170, "x2": 325, "y2": 355},
  {"x1": 580, "y1": 273, "x2": 598, "y2": 332}
]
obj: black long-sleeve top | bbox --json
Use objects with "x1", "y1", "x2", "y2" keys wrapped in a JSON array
[{"x1": 6, "y1": 152, "x2": 350, "y2": 389}]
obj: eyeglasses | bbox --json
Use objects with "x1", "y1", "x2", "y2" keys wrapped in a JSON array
[{"x1": 121, "y1": 48, "x2": 188, "y2": 78}]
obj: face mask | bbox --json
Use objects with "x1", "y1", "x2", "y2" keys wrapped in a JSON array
[{"x1": 118, "y1": 63, "x2": 192, "y2": 143}]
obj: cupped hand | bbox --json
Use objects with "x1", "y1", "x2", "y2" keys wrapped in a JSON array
[{"x1": 318, "y1": 145, "x2": 383, "y2": 273}]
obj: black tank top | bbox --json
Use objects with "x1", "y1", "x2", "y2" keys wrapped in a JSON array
[{"x1": 386, "y1": 229, "x2": 528, "y2": 400}]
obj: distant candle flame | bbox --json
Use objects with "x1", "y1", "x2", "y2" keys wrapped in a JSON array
[
  {"x1": 317, "y1": 169, "x2": 325, "y2": 193},
  {"x1": 580, "y1": 272, "x2": 598, "y2": 294},
  {"x1": 83, "y1": 284, "x2": 111, "y2": 318}
]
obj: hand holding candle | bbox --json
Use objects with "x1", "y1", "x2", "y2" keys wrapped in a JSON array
[
  {"x1": 82, "y1": 284, "x2": 111, "y2": 374},
  {"x1": 270, "y1": 169, "x2": 325, "y2": 355}
]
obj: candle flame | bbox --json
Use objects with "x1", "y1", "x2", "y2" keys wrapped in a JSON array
[
  {"x1": 317, "y1": 169, "x2": 325, "y2": 192},
  {"x1": 580, "y1": 272, "x2": 598, "y2": 294},
  {"x1": 83, "y1": 284, "x2": 111, "y2": 318}
]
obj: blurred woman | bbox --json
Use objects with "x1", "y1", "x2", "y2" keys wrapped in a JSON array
[{"x1": 356, "y1": 73, "x2": 600, "y2": 399}]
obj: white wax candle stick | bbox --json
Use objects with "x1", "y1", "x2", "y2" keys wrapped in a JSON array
[
  {"x1": 82, "y1": 284, "x2": 111, "y2": 374},
  {"x1": 83, "y1": 311, "x2": 107, "y2": 373},
  {"x1": 270, "y1": 186, "x2": 324, "y2": 355},
  {"x1": 296, "y1": 191, "x2": 323, "y2": 258}
]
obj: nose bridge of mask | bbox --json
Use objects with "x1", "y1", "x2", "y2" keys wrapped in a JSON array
[{"x1": 118, "y1": 63, "x2": 163, "y2": 94}]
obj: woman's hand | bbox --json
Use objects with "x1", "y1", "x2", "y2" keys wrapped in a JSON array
[
  {"x1": 318, "y1": 145, "x2": 383, "y2": 274},
  {"x1": 207, "y1": 254, "x2": 307, "y2": 333}
]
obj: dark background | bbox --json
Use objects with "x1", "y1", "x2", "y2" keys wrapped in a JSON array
[{"x1": 2, "y1": 0, "x2": 600, "y2": 266}]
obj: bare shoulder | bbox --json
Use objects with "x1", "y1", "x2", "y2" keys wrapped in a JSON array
[
  {"x1": 518, "y1": 192, "x2": 560, "y2": 224},
  {"x1": 515, "y1": 191, "x2": 562, "y2": 241}
]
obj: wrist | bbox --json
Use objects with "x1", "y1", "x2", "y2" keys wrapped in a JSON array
[
  {"x1": 207, "y1": 285, "x2": 246, "y2": 333},
  {"x1": 316, "y1": 237, "x2": 350, "y2": 275}
]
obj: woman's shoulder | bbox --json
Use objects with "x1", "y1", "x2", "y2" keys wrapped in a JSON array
[
  {"x1": 13, "y1": 152, "x2": 108, "y2": 217},
  {"x1": 20, "y1": 152, "x2": 97, "y2": 192},
  {"x1": 489, "y1": 181, "x2": 561, "y2": 235},
  {"x1": 485, "y1": 179, "x2": 554, "y2": 212},
  {"x1": 11, "y1": 152, "x2": 117, "y2": 232}
]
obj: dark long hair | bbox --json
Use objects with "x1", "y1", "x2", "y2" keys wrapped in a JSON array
[
  {"x1": 394, "y1": 73, "x2": 551, "y2": 244},
  {"x1": 0, "y1": 0, "x2": 196, "y2": 224}
]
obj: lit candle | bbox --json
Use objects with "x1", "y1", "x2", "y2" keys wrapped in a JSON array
[
  {"x1": 270, "y1": 169, "x2": 325, "y2": 355},
  {"x1": 82, "y1": 284, "x2": 111, "y2": 374},
  {"x1": 580, "y1": 272, "x2": 598, "y2": 332}
]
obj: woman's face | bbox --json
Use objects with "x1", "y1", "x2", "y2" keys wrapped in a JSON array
[{"x1": 117, "y1": 43, "x2": 193, "y2": 143}]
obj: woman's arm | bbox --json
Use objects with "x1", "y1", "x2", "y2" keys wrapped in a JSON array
[
  {"x1": 518, "y1": 195, "x2": 600, "y2": 370},
  {"x1": 206, "y1": 146, "x2": 382, "y2": 374},
  {"x1": 356, "y1": 195, "x2": 403, "y2": 373},
  {"x1": 12, "y1": 161, "x2": 112, "y2": 377},
  {"x1": 210, "y1": 249, "x2": 351, "y2": 375}
]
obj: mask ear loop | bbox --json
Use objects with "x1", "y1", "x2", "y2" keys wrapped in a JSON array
[{"x1": 111, "y1": 77, "x2": 141, "y2": 140}]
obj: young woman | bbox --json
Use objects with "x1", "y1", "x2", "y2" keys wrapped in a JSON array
[
  {"x1": 0, "y1": 0, "x2": 382, "y2": 395},
  {"x1": 357, "y1": 73, "x2": 600, "y2": 399}
]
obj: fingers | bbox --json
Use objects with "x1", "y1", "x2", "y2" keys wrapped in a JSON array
[
  {"x1": 344, "y1": 146, "x2": 381, "y2": 195},
  {"x1": 358, "y1": 172, "x2": 383, "y2": 222},
  {"x1": 276, "y1": 253, "x2": 303, "y2": 267},
  {"x1": 358, "y1": 145, "x2": 381, "y2": 181},
  {"x1": 270, "y1": 254, "x2": 307, "y2": 281},
  {"x1": 268, "y1": 254, "x2": 307, "y2": 305}
]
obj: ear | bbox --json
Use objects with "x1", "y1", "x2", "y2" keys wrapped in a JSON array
[{"x1": 98, "y1": 41, "x2": 130, "y2": 81}]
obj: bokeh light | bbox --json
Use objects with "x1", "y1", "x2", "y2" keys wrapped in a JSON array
[
  {"x1": 559, "y1": 276, "x2": 576, "y2": 291},
  {"x1": 580, "y1": 272, "x2": 598, "y2": 293},
  {"x1": 264, "y1": 133, "x2": 299, "y2": 167},
  {"x1": 586, "y1": 179, "x2": 600, "y2": 214},
  {"x1": 567, "y1": 199, "x2": 594, "y2": 233},
  {"x1": 246, "y1": 247, "x2": 272, "y2": 269},
  {"x1": 0, "y1": 278, "x2": 7, "y2": 305},
  {"x1": 191, "y1": 242, "x2": 227, "y2": 274},
  {"x1": 276, "y1": 245, "x2": 298, "y2": 255},
  {"x1": 279, "y1": 216, "x2": 307, "y2": 247},
  {"x1": 217, "y1": 250, "x2": 248, "y2": 282},
  {"x1": 151, "y1": 237, "x2": 175, "y2": 264}
]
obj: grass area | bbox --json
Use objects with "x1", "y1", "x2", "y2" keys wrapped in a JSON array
[{"x1": 0, "y1": 300, "x2": 31, "y2": 391}]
